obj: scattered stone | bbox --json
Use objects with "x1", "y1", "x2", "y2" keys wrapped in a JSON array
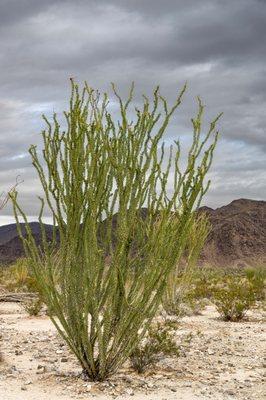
[
  {"x1": 225, "y1": 389, "x2": 236, "y2": 396},
  {"x1": 125, "y1": 388, "x2": 134, "y2": 396},
  {"x1": 36, "y1": 365, "x2": 46, "y2": 374}
]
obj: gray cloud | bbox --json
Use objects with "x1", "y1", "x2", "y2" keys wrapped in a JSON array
[{"x1": 0, "y1": 0, "x2": 265, "y2": 223}]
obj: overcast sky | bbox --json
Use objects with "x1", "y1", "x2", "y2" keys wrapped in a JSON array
[{"x1": 0, "y1": 0, "x2": 265, "y2": 225}]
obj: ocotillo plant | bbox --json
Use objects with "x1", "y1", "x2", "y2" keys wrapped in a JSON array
[{"x1": 10, "y1": 80, "x2": 221, "y2": 381}]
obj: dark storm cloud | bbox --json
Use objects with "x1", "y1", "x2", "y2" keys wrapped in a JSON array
[{"x1": 0, "y1": 0, "x2": 265, "y2": 222}]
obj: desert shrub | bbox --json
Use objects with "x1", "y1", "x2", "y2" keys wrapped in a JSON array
[
  {"x1": 0, "y1": 259, "x2": 43, "y2": 316},
  {"x1": 180, "y1": 296, "x2": 208, "y2": 316},
  {"x1": 1, "y1": 258, "x2": 39, "y2": 293},
  {"x1": 176, "y1": 266, "x2": 224, "y2": 316},
  {"x1": 244, "y1": 267, "x2": 266, "y2": 302},
  {"x1": 212, "y1": 276, "x2": 256, "y2": 321},
  {"x1": 189, "y1": 267, "x2": 223, "y2": 300},
  {"x1": 10, "y1": 80, "x2": 220, "y2": 381},
  {"x1": 21, "y1": 296, "x2": 43, "y2": 316},
  {"x1": 130, "y1": 322, "x2": 179, "y2": 373},
  {"x1": 2, "y1": 259, "x2": 30, "y2": 292},
  {"x1": 130, "y1": 344, "x2": 155, "y2": 374}
]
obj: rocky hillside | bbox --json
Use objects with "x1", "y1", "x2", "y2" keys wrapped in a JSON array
[
  {"x1": 199, "y1": 198, "x2": 266, "y2": 267},
  {"x1": 0, "y1": 222, "x2": 56, "y2": 265},
  {"x1": 0, "y1": 199, "x2": 265, "y2": 267}
]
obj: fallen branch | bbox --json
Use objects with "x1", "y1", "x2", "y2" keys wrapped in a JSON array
[{"x1": 0, "y1": 292, "x2": 37, "y2": 303}]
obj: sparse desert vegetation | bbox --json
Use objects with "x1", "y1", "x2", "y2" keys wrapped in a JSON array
[
  {"x1": 0, "y1": 282, "x2": 265, "y2": 399},
  {"x1": 0, "y1": 258, "x2": 265, "y2": 400}
]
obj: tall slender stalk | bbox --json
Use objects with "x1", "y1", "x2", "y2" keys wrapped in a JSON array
[
  {"x1": 163, "y1": 213, "x2": 210, "y2": 315},
  {"x1": 0, "y1": 176, "x2": 22, "y2": 210},
  {"x1": 10, "y1": 80, "x2": 221, "y2": 381}
]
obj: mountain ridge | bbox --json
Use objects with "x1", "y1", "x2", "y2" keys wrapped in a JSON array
[{"x1": 0, "y1": 198, "x2": 265, "y2": 267}]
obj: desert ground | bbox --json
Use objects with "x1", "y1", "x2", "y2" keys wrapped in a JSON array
[{"x1": 0, "y1": 301, "x2": 265, "y2": 400}]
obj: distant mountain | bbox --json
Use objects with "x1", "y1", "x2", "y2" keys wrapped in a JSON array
[
  {"x1": 199, "y1": 199, "x2": 266, "y2": 267},
  {"x1": 0, "y1": 222, "x2": 56, "y2": 265},
  {"x1": 0, "y1": 199, "x2": 265, "y2": 267}
]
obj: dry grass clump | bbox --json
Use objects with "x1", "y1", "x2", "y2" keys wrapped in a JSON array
[
  {"x1": 0, "y1": 258, "x2": 34, "y2": 292},
  {"x1": 0, "y1": 258, "x2": 43, "y2": 316},
  {"x1": 21, "y1": 297, "x2": 43, "y2": 316}
]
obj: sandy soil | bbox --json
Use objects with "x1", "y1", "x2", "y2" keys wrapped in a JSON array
[{"x1": 0, "y1": 302, "x2": 265, "y2": 400}]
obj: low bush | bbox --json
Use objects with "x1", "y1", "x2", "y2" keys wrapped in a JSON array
[
  {"x1": 212, "y1": 276, "x2": 256, "y2": 321},
  {"x1": 130, "y1": 322, "x2": 179, "y2": 373},
  {"x1": 244, "y1": 267, "x2": 265, "y2": 302},
  {"x1": 21, "y1": 296, "x2": 43, "y2": 316},
  {"x1": 0, "y1": 258, "x2": 36, "y2": 292},
  {"x1": 0, "y1": 258, "x2": 43, "y2": 316},
  {"x1": 189, "y1": 267, "x2": 223, "y2": 300}
]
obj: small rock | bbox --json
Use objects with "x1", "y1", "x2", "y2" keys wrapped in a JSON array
[
  {"x1": 225, "y1": 389, "x2": 236, "y2": 396},
  {"x1": 36, "y1": 365, "x2": 46, "y2": 374}
]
